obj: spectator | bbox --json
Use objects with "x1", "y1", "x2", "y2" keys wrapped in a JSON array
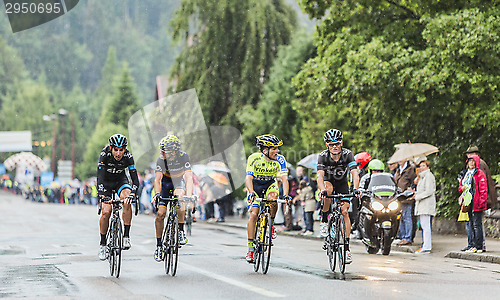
[
  {"x1": 297, "y1": 180, "x2": 315, "y2": 235},
  {"x1": 464, "y1": 146, "x2": 497, "y2": 209},
  {"x1": 394, "y1": 160, "x2": 417, "y2": 246},
  {"x1": 459, "y1": 155, "x2": 488, "y2": 253},
  {"x1": 296, "y1": 166, "x2": 310, "y2": 183},
  {"x1": 413, "y1": 157, "x2": 436, "y2": 254}
]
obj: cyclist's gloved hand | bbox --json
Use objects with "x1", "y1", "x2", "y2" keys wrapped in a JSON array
[
  {"x1": 282, "y1": 195, "x2": 292, "y2": 205},
  {"x1": 247, "y1": 193, "x2": 256, "y2": 203},
  {"x1": 353, "y1": 189, "x2": 361, "y2": 198},
  {"x1": 152, "y1": 193, "x2": 161, "y2": 204},
  {"x1": 320, "y1": 190, "x2": 328, "y2": 197},
  {"x1": 125, "y1": 194, "x2": 135, "y2": 204}
]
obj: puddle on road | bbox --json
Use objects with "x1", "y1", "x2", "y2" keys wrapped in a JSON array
[
  {"x1": 0, "y1": 249, "x2": 25, "y2": 255},
  {"x1": 0, "y1": 264, "x2": 77, "y2": 297},
  {"x1": 33, "y1": 252, "x2": 82, "y2": 260}
]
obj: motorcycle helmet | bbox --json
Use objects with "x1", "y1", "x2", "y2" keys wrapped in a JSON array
[
  {"x1": 368, "y1": 159, "x2": 384, "y2": 172},
  {"x1": 355, "y1": 152, "x2": 372, "y2": 169}
]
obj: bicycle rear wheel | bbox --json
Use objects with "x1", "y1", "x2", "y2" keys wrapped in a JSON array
[
  {"x1": 336, "y1": 216, "x2": 347, "y2": 274},
  {"x1": 253, "y1": 216, "x2": 262, "y2": 272},
  {"x1": 170, "y1": 215, "x2": 179, "y2": 276},
  {"x1": 261, "y1": 215, "x2": 272, "y2": 274},
  {"x1": 114, "y1": 220, "x2": 123, "y2": 278},
  {"x1": 327, "y1": 216, "x2": 336, "y2": 272}
]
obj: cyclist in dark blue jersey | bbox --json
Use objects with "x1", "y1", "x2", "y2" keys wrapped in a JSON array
[
  {"x1": 151, "y1": 135, "x2": 194, "y2": 262},
  {"x1": 97, "y1": 134, "x2": 139, "y2": 260}
]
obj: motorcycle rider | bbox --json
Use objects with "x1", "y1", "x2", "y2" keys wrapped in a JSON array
[{"x1": 359, "y1": 159, "x2": 385, "y2": 246}]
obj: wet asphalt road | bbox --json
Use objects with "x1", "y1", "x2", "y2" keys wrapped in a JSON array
[{"x1": 1, "y1": 191, "x2": 500, "y2": 299}]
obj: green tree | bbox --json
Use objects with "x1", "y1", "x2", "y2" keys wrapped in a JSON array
[
  {"x1": 169, "y1": 0, "x2": 297, "y2": 126},
  {"x1": 239, "y1": 31, "x2": 315, "y2": 162},
  {"x1": 76, "y1": 66, "x2": 141, "y2": 179},
  {"x1": 294, "y1": 1, "x2": 500, "y2": 217}
]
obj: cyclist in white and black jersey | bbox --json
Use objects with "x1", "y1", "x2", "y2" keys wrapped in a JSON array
[
  {"x1": 97, "y1": 134, "x2": 139, "y2": 260},
  {"x1": 317, "y1": 129, "x2": 360, "y2": 264}
]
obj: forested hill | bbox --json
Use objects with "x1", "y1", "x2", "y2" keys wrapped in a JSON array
[{"x1": 0, "y1": 0, "x2": 181, "y2": 102}]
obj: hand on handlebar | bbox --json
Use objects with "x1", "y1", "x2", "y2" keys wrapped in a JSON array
[
  {"x1": 125, "y1": 194, "x2": 135, "y2": 204},
  {"x1": 151, "y1": 193, "x2": 161, "y2": 205},
  {"x1": 247, "y1": 193, "x2": 256, "y2": 204},
  {"x1": 320, "y1": 190, "x2": 328, "y2": 198},
  {"x1": 282, "y1": 195, "x2": 292, "y2": 205}
]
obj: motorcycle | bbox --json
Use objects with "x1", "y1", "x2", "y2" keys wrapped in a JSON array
[{"x1": 357, "y1": 173, "x2": 414, "y2": 255}]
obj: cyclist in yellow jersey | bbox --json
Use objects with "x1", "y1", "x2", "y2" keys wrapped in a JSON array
[{"x1": 245, "y1": 134, "x2": 291, "y2": 263}]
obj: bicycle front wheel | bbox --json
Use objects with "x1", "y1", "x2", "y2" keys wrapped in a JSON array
[
  {"x1": 107, "y1": 227, "x2": 115, "y2": 277},
  {"x1": 170, "y1": 215, "x2": 179, "y2": 276},
  {"x1": 327, "y1": 216, "x2": 336, "y2": 273},
  {"x1": 336, "y1": 216, "x2": 347, "y2": 274},
  {"x1": 261, "y1": 215, "x2": 272, "y2": 274},
  {"x1": 253, "y1": 216, "x2": 262, "y2": 272},
  {"x1": 114, "y1": 220, "x2": 123, "y2": 278},
  {"x1": 186, "y1": 209, "x2": 192, "y2": 236}
]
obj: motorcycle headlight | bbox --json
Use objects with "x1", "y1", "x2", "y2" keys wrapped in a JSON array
[
  {"x1": 371, "y1": 201, "x2": 384, "y2": 211},
  {"x1": 388, "y1": 200, "x2": 399, "y2": 211}
]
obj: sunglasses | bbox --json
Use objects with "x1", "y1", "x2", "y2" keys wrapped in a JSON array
[
  {"x1": 112, "y1": 147, "x2": 125, "y2": 152},
  {"x1": 327, "y1": 142, "x2": 342, "y2": 147}
]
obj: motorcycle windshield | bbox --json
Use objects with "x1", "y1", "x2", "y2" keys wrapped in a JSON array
[{"x1": 367, "y1": 173, "x2": 397, "y2": 197}]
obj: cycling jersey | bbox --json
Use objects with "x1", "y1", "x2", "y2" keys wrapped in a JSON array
[
  {"x1": 155, "y1": 151, "x2": 191, "y2": 202},
  {"x1": 317, "y1": 148, "x2": 356, "y2": 183},
  {"x1": 246, "y1": 153, "x2": 287, "y2": 207},
  {"x1": 317, "y1": 148, "x2": 356, "y2": 197},
  {"x1": 97, "y1": 145, "x2": 139, "y2": 197},
  {"x1": 246, "y1": 153, "x2": 287, "y2": 183}
]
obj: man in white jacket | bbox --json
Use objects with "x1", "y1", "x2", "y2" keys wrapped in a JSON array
[{"x1": 413, "y1": 156, "x2": 436, "y2": 254}]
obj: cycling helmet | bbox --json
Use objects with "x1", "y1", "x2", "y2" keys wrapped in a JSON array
[
  {"x1": 159, "y1": 135, "x2": 181, "y2": 151},
  {"x1": 324, "y1": 129, "x2": 343, "y2": 143},
  {"x1": 355, "y1": 152, "x2": 372, "y2": 169},
  {"x1": 256, "y1": 134, "x2": 283, "y2": 149},
  {"x1": 368, "y1": 159, "x2": 384, "y2": 172},
  {"x1": 109, "y1": 134, "x2": 128, "y2": 148}
]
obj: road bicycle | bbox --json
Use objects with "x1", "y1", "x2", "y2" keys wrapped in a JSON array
[
  {"x1": 157, "y1": 196, "x2": 195, "y2": 276},
  {"x1": 252, "y1": 197, "x2": 288, "y2": 274},
  {"x1": 323, "y1": 193, "x2": 354, "y2": 274},
  {"x1": 98, "y1": 192, "x2": 138, "y2": 278}
]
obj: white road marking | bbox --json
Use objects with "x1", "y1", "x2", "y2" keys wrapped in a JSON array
[{"x1": 182, "y1": 263, "x2": 285, "y2": 298}]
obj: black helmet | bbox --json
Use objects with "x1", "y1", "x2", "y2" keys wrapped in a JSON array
[
  {"x1": 109, "y1": 134, "x2": 128, "y2": 148},
  {"x1": 324, "y1": 129, "x2": 343, "y2": 143},
  {"x1": 256, "y1": 134, "x2": 283, "y2": 149}
]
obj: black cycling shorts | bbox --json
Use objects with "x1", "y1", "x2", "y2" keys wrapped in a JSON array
[
  {"x1": 100, "y1": 176, "x2": 131, "y2": 197},
  {"x1": 159, "y1": 179, "x2": 185, "y2": 207},
  {"x1": 326, "y1": 179, "x2": 351, "y2": 202}
]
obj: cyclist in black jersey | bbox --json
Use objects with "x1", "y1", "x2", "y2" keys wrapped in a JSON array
[
  {"x1": 97, "y1": 134, "x2": 139, "y2": 260},
  {"x1": 317, "y1": 129, "x2": 360, "y2": 264},
  {"x1": 151, "y1": 135, "x2": 194, "y2": 262}
]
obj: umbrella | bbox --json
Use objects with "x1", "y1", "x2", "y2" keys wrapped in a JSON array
[
  {"x1": 387, "y1": 143, "x2": 439, "y2": 164},
  {"x1": 206, "y1": 161, "x2": 231, "y2": 173},
  {"x1": 192, "y1": 163, "x2": 230, "y2": 178},
  {"x1": 208, "y1": 172, "x2": 229, "y2": 185},
  {"x1": 3, "y1": 152, "x2": 48, "y2": 172},
  {"x1": 297, "y1": 153, "x2": 320, "y2": 170}
]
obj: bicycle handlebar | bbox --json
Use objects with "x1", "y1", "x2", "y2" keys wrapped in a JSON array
[
  {"x1": 254, "y1": 198, "x2": 288, "y2": 204},
  {"x1": 324, "y1": 193, "x2": 355, "y2": 199}
]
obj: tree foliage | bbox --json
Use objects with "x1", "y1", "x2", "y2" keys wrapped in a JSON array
[
  {"x1": 294, "y1": 1, "x2": 500, "y2": 217},
  {"x1": 169, "y1": 0, "x2": 297, "y2": 125}
]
